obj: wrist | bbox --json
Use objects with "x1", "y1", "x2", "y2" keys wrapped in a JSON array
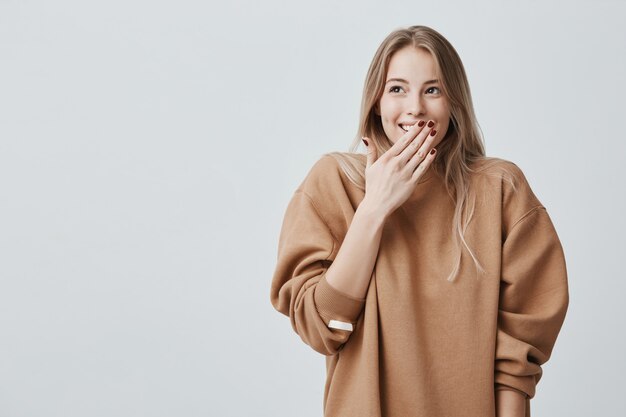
[{"x1": 356, "y1": 197, "x2": 389, "y2": 226}]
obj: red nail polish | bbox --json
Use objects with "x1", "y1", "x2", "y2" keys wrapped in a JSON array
[
  {"x1": 430, "y1": 129, "x2": 437, "y2": 136},
  {"x1": 362, "y1": 137, "x2": 368, "y2": 146},
  {"x1": 430, "y1": 148, "x2": 436, "y2": 155},
  {"x1": 418, "y1": 120, "x2": 425, "y2": 127},
  {"x1": 427, "y1": 120, "x2": 434, "y2": 127}
]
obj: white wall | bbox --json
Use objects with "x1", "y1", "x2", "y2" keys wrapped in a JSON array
[{"x1": 0, "y1": 0, "x2": 623, "y2": 416}]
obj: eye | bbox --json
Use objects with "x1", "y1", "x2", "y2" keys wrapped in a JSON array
[
  {"x1": 426, "y1": 86, "x2": 441, "y2": 94},
  {"x1": 388, "y1": 85, "x2": 404, "y2": 93}
]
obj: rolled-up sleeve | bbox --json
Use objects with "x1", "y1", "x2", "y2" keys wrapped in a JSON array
[
  {"x1": 270, "y1": 189, "x2": 366, "y2": 356},
  {"x1": 494, "y1": 206, "x2": 569, "y2": 399}
]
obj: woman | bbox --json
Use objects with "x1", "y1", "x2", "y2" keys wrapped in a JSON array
[{"x1": 269, "y1": 25, "x2": 569, "y2": 417}]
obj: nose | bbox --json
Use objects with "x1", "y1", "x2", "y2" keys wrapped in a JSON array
[{"x1": 407, "y1": 95, "x2": 426, "y2": 117}]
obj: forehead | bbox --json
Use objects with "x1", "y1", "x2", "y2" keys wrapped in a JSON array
[{"x1": 386, "y1": 47, "x2": 438, "y2": 81}]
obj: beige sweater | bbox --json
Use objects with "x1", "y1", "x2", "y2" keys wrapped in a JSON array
[{"x1": 270, "y1": 154, "x2": 569, "y2": 417}]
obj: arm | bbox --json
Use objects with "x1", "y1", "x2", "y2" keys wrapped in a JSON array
[
  {"x1": 270, "y1": 190, "x2": 387, "y2": 356},
  {"x1": 494, "y1": 206, "x2": 569, "y2": 400},
  {"x1": 323, "y1": 196, "x2": 387, "y2": 300}
]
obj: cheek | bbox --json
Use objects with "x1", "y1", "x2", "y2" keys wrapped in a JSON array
[
  {"x1": 436, "y1": 108, "x2": 451, "y2": 129},
  {"x1": 441, "y1": 118, "x2": 451, "y2": 132},
  {"x1": 380, "y1": 96, "x2": 401, "y2": 116}
]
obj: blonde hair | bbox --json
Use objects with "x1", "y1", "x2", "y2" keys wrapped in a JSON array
[{"x1": 324, "y1": 25, "x2": 517, "y2": 282}]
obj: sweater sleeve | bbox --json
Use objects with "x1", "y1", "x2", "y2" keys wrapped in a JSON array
[
  {"x1": 270, "y1": 189, "x2": 366, "y2": 356},
  {"x1": 494, "y1": 206, "x2": 569, "y2": 399}
]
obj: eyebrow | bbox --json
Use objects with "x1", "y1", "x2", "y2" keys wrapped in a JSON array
[{"x1": 385, "y1": 78, "x2": 439, "y2": 85}]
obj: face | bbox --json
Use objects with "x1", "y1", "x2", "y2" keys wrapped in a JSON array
[{"x1": 375, "y1": 46, "x2": 451, "y2": 147}]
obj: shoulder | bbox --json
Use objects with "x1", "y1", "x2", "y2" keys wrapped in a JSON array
[
  {"x1": 469, "y1": 156, "x2": 525, "y2": 181},
  {"x1": 296, "y1": 152, "x2": 365, "y2": 201},
  {"x1": 470, "y1": 157, "x2": 537, "y2": 197},
  {"x1": 469, "y1": 156, "x2": 544, "y2": 228},
  {"x1": 290, "y1": 153, "x2": 365, "y2": 241}
]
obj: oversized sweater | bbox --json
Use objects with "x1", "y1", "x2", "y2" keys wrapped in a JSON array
[{"x1": 270, "y1": 153, "x2": 569, "y2": 417}]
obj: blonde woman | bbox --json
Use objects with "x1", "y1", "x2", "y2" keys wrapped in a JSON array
[{"x1": 270, "y1": 25, "x2": 568, "y2": 417}]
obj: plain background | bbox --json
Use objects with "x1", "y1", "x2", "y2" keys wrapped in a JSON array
[{"x1": 1, "y1": 0, "x2": 624, "y2": 416}]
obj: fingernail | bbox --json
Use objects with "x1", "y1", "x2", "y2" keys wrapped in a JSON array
[
  {"x1": 361, "y1": 137, "x2": 369, "y2": 147},
  {"x1": 418, "y1": 120, "x2": 425, "y2": 127},
  {"x1": 430, "y1": 148, "x2": 437, "y2": 155},
  {"x1": 427, "y1": 120, "x2": 434, "y2": 127},
  {"x1": 430, "y1": 129, "x2": 437, "y2": 136}
]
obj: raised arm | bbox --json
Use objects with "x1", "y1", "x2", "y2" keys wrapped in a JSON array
[
  {"x1": 270, "y1": 123, "x2": 439, "y2": 355},
  {"x1": 269, "y1": 189, "x2": 382, "y2": 356}
]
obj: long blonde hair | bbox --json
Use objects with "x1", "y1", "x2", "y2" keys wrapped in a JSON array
[{"x1": 324, "y1": 25, "x2": 517, "y2": 282}]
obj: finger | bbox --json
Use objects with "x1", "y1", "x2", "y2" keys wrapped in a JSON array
[
  {"x1": 398, "y1": 123, "x2": 436, "y2": 166},
  {"x1": 405, "y1": 126, "x2": 437, "y2": 170},
  {"x1": 405, "y1": 129, "x2": 436, "y2": 173},
  {"x1": 362, "y1": 137, "x2": 377, "y2": 169},
  {"x1": 385, "y1": 120, "x2": 426, "y2": 160},
  {"x1": 411, "y1": 147, "x2": 437, "y2": 181}
]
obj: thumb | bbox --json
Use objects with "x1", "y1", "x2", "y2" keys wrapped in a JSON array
[{"x1": 362, "y1": 137, "x2": 376, "y2": 169}]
